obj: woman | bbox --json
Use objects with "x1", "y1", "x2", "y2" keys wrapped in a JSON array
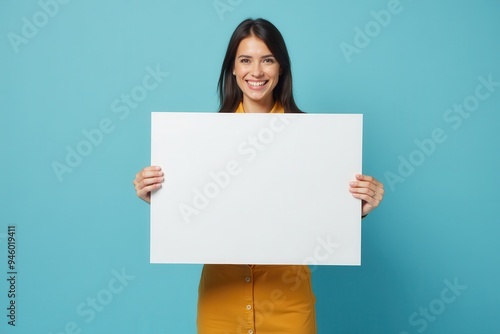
[{"x1": 134, "y1": 18, "x2": 384, "y2": 334}]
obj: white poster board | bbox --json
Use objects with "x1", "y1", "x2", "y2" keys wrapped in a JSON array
[{"x1": 150, "y1": 112, "x2": 362, "y2": 265}]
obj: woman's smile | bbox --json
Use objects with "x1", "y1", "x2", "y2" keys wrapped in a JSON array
[{"x1": 246, "y1": 80, "x2": 269, "y2": 89}]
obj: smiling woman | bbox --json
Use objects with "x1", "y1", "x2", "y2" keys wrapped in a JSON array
[
  {"x1": 217, "y1": 18, "x2": 302, "y2": 113},
  {"x1": 133, "y1": 17, "x2": 384, "y2": 334},
  {"x1": 233, "y1": 36, "x2": 281, "y2": 112}
]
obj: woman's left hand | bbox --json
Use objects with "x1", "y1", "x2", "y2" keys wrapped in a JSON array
[{"x1": 349, "y1": 174, "x2": 384, "y2": 218}]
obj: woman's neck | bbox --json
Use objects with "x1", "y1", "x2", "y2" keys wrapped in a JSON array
[{"x1": 242, "y1": 97, "x2": 275, "y2": 113}]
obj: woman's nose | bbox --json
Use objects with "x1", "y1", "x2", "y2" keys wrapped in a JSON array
[{"x1": 251, "y1": 63, "x2": 263, "y2": 77}]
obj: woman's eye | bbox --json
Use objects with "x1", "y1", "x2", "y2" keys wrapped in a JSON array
[
  {"x1": 240, "y1": 59, "x2": 250, "y2": 63},
  {"x1": 263, "y1": 58, "x2": 275, "y2": 63}
]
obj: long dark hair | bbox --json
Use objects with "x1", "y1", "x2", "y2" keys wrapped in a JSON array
[{"x1": 217, "y1": 18, "x2": 302, "y2": 113}]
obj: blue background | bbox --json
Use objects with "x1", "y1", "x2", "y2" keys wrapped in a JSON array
[{"x1": 1, "y1": 0, "x2": 499, "y2": 333}]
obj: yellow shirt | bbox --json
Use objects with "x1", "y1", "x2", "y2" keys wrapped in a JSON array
[
  {"x1": 197, "y1": 101, "x2": 317, "y2": 334},
  {"x1": 198, "y1": 265, "x2": 316, "y2": 334},
  {"x1": 235, "y1": 101, "x2": 284, "y2": 113}
]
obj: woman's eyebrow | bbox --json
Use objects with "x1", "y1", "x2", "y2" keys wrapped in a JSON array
[{"x1": 237, "y1": 54, "x2": 275, "y2": 59}]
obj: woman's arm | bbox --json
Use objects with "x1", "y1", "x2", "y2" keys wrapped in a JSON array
[{"x1": 133, "y1": 166, "x2": 164, "y2": 204}]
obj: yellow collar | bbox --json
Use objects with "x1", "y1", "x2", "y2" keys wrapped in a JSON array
[{"x1": 235, "y1": 101, "x2": 284, "y2": 113}]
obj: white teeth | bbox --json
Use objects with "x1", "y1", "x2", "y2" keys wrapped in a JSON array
[{"x1": 247, "y1": 81, "x2": 266, "y2": 87}]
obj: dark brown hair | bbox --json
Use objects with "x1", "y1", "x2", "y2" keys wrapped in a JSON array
[{"x1": 217, "y1": 18, "x2": 302, "y2": 113}]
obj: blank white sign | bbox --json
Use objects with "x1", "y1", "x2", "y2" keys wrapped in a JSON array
[{"x1": 150, "y1": 112, "x2": 362, "y2": 265}]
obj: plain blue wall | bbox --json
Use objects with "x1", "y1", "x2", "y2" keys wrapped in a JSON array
[{"x1": 1, "y1": 0, "x2": 499, "y2": 333}]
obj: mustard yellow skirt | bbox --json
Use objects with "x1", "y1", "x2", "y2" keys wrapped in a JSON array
[{"x1": 197, "y1": 264, "x2": 317, "y2": 334}]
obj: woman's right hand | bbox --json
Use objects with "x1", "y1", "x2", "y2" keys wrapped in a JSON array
[{"x1": 133, "y1": 166, "x2": 164, "y2": 204}]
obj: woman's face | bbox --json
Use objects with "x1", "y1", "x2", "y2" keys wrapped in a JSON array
[{"x1": 233, "y1": 36, "x2": 281, "y2": 106}]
